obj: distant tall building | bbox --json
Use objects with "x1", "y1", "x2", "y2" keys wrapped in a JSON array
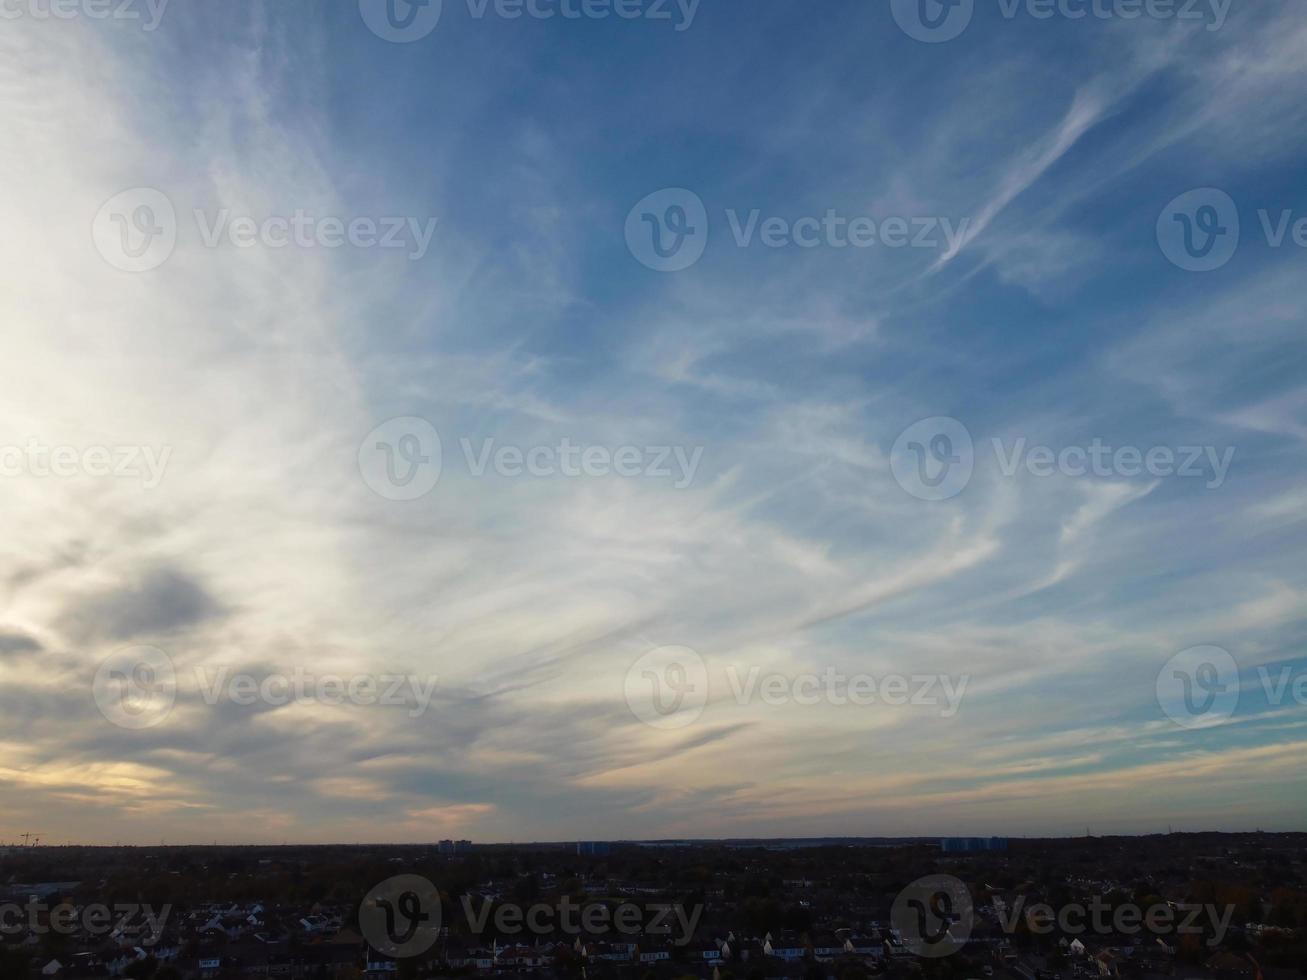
[
  {"x1": 940, "y1": 837, "x2": 1008, "y2": 853},
  {"x1": 576, "y1": 841, "x2": 611, "y2": 856},
  {"x1": 438, "y1": 839, "x2": 473, "y2": 855}
]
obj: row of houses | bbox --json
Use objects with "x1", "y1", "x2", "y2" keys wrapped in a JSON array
[{"x1": 348, "y1": 929, "x2": 902, "y2": 979}]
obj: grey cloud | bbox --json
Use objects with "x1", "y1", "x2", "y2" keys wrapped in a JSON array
[
  {"x1": 0, "y1": 631, "x2": 42, "y2": 655},
  {"x1": 60, "y1": 565, "x2": 224, "y2": 644}
]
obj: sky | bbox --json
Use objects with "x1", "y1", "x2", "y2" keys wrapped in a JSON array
[{"x1": 0, "y1": 0, "x2": 1305, "y2": 845}]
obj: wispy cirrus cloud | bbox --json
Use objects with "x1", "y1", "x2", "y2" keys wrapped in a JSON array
[{"x1": 0, "y1": 0, "x2": 1303, "y2": 843}]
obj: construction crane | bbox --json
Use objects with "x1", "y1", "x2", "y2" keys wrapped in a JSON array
[{"x1": 19, "y1": 832, "x2": 42, "y2": 847}]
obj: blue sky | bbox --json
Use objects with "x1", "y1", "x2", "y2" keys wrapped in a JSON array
[{"x1": 0, "y1": 0, "x2": 1305, "y2": 843}]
